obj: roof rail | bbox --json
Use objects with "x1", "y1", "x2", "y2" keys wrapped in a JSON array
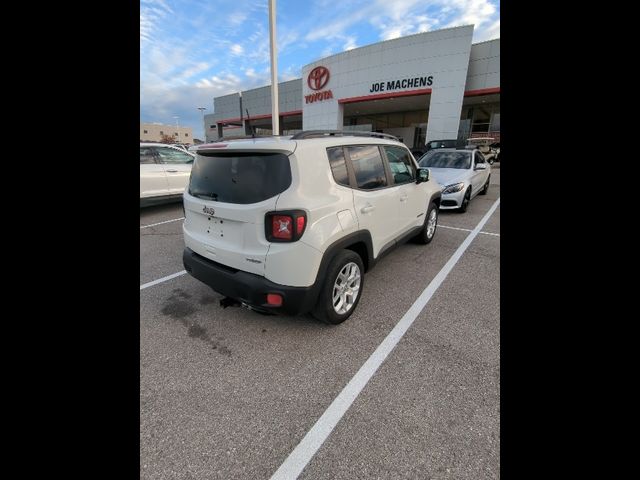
[
  {"x1": 213, "y1": 134, "x2": 273, "y2": 142},
  {"x1": 290, "y1": 130, "x2": 400, "y2": 141}
]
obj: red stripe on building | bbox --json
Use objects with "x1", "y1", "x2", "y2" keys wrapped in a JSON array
[{"x1": 464, "y1": 87, "x2": 500, "y2": 97}]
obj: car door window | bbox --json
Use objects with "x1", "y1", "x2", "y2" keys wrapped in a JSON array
[
  {"x1": 140, "y1": 148, "x2": 156, "y2": 164},
  {"x1": 475, "y1": 152, "x2": 485, "y2": 164},
  {"x1": 156, "y1": 147, "x2": 194, "y2": 164},
  {"x1": 346, "y1": 145, "x2": 387, "y2": 190},
  {"x1": 383, "y1": 146, "x2": 416, "y2": 184}
]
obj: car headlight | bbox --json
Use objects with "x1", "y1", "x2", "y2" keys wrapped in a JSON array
[{"x1": 442, "y1": 182, "x2": 465, "y2": 194}]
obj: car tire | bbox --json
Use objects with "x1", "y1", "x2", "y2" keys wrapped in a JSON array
[
  {"x1": 415, "y1": 201, "x2": 438, "y2": 244},
  {"x1": 479, "y1": 175, "x2": 490, "y2": 195},
  {"x1": 311, "y1": 250, "x2": 364, "y2": 325},
  {"x1": 458, "y1": 188, "x2": 471, "y2": 213}
]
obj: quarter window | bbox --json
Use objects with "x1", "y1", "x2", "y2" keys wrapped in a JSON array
[
  {"x1": 346, "y1": 145, "x2": 387, "y2": 190},
  {"x1": 326, "y1": 147, "x2": 350, "y2": 186},
  {"x1": 383, "y1": 146, "x2": 415, "y2": 184}
]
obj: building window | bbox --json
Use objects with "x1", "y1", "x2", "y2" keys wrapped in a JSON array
[
  {"x1": 143, "y1": 129, "x2": 148, "y2": 134},
  {"x1": 174, "y1": 132, "x2": 178, "y2": 136},
  {"x1": 160, "y1": 131, "x2": 163, "y2": 135},
  {"x1": 471, "y1": 106, "x2": 491, "y2": 133},
  {"x1": 185, "y1": 133, "x2": 189, "y2": 137}
]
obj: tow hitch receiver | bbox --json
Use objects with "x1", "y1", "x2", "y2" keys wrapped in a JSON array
[{"x1": 220, "y1": 297, "x2": 241, "y2": 309}]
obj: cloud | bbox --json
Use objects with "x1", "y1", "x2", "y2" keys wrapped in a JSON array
[
  {"x1": 229, "y1": 11, "x2": 248, "y2": 26},
  {"x1": 230, "y1": 44, "x2": 244, "y2": 56},
  {"x1": 303, "y1": 0, "x2": 498, "y2": 45},
  {"x1": 343, "y1": 37, "x2": 357, "y2": 51},
  {"x1": 140, "y1": 0, "x2": 173, "y2": 45},
  {"x1": 475, "y1": 18, "x2": 500, "y2": 41}
]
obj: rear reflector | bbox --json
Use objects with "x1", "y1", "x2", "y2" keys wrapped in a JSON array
[{"x1": 266, "y1": 293, "x2": 283, "y2": 306}]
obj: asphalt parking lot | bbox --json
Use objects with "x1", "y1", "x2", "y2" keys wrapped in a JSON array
[{"x1": 140, "y1": 167, "x2": 500, "y2": 479}]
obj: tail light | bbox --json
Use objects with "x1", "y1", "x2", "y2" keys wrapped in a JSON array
[{"x1": 265, "y1": 210, "x2": 307, "y2": 242}]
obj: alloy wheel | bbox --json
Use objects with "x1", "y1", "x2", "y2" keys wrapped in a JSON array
[{"x1": 332, "y1": 262, "x2": 361, "y2": 315}]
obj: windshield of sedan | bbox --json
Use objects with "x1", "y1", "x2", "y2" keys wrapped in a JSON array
[{"x1": 419, "y1": 151, "x2": 471, "y2": 169}]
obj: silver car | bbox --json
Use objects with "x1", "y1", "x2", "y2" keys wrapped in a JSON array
[{"x1": 418, "y1": 148, "x2": 491, "y2": 212}]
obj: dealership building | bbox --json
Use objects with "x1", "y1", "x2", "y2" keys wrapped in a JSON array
[{"x1": 203, "y1": 25, "x2": 499, "y2": 149}]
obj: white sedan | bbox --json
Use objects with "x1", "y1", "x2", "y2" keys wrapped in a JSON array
[
  {"x1": 140, "y1": 143, "x2": 195, "y2": 205},
  {"x1": 418, "y1": 148, "x2": 491, "y2": 212}
]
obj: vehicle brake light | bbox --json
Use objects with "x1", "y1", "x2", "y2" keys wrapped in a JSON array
[{"x1": 296, "y1": 216, "x2": 305, "y2": 234}]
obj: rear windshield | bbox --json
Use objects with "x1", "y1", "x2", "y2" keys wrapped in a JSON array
[{"x1": 189, "y1": 152, "x2": 292, "y2": 204}]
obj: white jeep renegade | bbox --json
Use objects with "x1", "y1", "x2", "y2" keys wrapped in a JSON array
[{"x1": 182, "y1": 131, "x2": 442, "y2": 324}]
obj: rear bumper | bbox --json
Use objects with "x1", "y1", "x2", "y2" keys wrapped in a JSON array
[{"x1": 183, "y1": 247, "x2": 319, "y2": 315}]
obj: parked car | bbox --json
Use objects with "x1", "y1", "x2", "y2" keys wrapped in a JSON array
[
  {"x1": 418, "y1": 148, "x2": 490, "y2": 212},
  {"x1": 411, "y1": 139, "x2": 461, "y2": 159},
  {"x1": 140, "y1": 143, "x2": 195, "y2": 205},
  {"x1": 410, "y1": 147, "x2": 426, "y2": 158},
  {"x1": 172, "y1": 143, "x2": 190, "y2": 152},
  {"x1": 490, "y1": 142, "x2": 500, "y2": 162},
  {"x1": 466, "y1": 137, "x2": 497, "y2": 164},
  {"x1": 182, "y1": 131, "x2": 442, "y2": 324},
  {"x1": 425, "y1": 139, "x2": 460, "y2": 151},
  {"x1": 188, "y1": 145, "x2": 200, "y2": 153}
]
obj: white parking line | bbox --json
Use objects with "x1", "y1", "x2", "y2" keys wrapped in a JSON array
[
  {"x1": 140, "y1": 270, "x2": 187, "y2": 290},
  {"x1": 269, "y1": 197, "x2": 500, "y2": 480},
  {"x1": 439, "y1": 224, "x2": 500, "y2": 237},
  {"x1": 140, "y1": 217, "x2": 184, "y2": 229}
]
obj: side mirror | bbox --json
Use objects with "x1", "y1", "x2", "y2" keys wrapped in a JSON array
[
  {"x1": 416, "y1": 167, "x2": 429, "y2": 184},
  {"x1": 474, "y1": 163, "x2": 487, "y2": 170}
]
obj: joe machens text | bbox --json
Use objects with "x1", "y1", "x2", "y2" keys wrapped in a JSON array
[{"x1": 369, "y1": 76, "x2": 433, "y2": 93}]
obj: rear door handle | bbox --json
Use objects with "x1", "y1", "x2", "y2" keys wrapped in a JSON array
[
  {"x1": 166, "y1": 169, "x2": 178, "y2": 173},
  {"x1": 399, "y1": 195, "x2": 408, "y2": 202},
  {"x1": 361, "y1": 204, "x2": 375, "y2": 214}
]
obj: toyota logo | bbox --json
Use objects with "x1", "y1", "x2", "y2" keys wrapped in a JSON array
[{"x1": 308, "y1": 66, "x2": 330, "y2": 91}]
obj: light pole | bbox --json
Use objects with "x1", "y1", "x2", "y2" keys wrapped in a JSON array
[
  {"x1": 197, "y1": 107, "x2": 206, "y2": 143},
  {"x1": 269, "y1": 0, "x2": 279, "y2": 135},
  {"x1": 173, "y1": 115, "x2": 180, "y2": 143}
]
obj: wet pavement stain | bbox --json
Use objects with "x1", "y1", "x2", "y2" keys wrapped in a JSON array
[
  {"x1": 172, "y1": 288, "x2": 192, "y2": 299},
  {"x1": 199, "y1": 295, "x2": 218, "y2": 305},
  {"x1": 161, "y1": 300, "x2": 195, "y2": 318},
  {"x1": 161, "y1": 290, "x2": 232, "y2": 356}
]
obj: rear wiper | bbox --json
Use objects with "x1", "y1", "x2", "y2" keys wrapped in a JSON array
[{"x1": 193, "y1": 192, "x2": 218, "y2": 200}]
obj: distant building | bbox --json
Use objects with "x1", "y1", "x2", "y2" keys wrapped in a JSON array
[
  {"x1": 140, "y1": 122, "x2": 194, "y2": 144},
  {"x1": 204, "y1": 26, "x2": 499, "y2": 148}
]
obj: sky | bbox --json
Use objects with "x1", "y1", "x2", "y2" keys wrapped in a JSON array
[{"x1": 140, "y1": 0, "x2": 500, "y2": 141}]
